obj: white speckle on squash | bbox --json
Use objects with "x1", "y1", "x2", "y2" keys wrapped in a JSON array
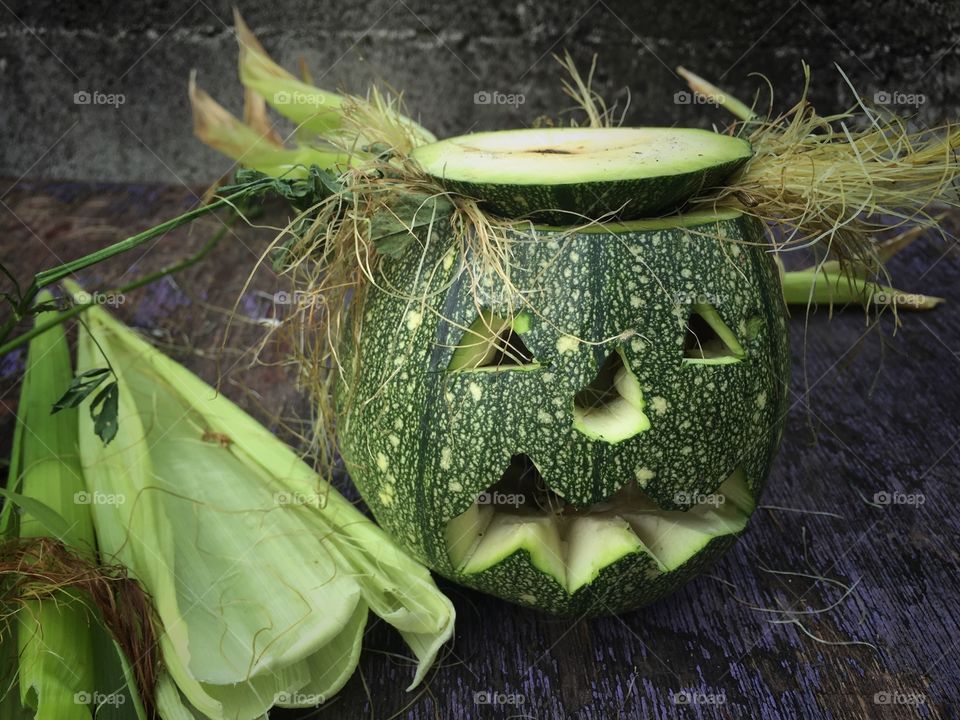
[
  {"x1": 440, "y1": 447, "x2": 453, "y2": 470},
  {"x1": 756, "y1": 391, "x2": 767, "y2": 408},
  {"x1": 468, "y1": 382, "x2": 482, "y2": 401},
  {"x1": 651, "y1": 396, "x2": 669, "y2": 414},
  {"x1": 537, "y1": 409, "x2": 553, "y2": 424},
  {"x1": 556, "y1": 335, "x2": 579, "y2": 353},
  {"x1": 376, "y1": 452, "x2": 389, "y2": 471},
  {"x1": 405, "y1": 310, "x2": 423, "y2": 331},
  {"x1": 442, "y1": 248, "x2": 456, "y2": 270},
  {"x1": 634, "y1": 467, "x2": 655, "y2": 486},
  {"x1": 389, "y1": 434, "x2": 401, "y2": 448}
]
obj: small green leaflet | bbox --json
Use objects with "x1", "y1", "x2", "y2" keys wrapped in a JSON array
[
  {"x1": 52, "y1": 367, "x2": 119, "y2": 445},
  {"x1": 52, "y1": 367, "x2": 110, "y2": 411},
  {"x1": 89, "y1": 382, "x2": 120, "y2": 444},
  {"x1": 370, "y1": 192, "x2": 454, "y2": 258}
]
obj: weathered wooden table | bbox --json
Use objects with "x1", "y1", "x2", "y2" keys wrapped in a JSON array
[{"x1": 1, "y1": 179, "x2": 957, "y2": 719}]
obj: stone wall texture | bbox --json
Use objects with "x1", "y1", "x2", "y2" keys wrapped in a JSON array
[{"x1": 2, "y1": 0, "x2": 958, "y2": 183}]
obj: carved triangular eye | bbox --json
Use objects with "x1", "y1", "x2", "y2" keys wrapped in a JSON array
[
  {"x1": 572, "y1": 348, "x2": 650, "y2": 444},
  {"x1": 682, "y1": 302, "x2": 745, "y2": 364},
  {"x1": 449, "y1": 310, "x2": 537, "y2": 371}
]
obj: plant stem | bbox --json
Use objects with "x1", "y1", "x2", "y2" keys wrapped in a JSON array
[{"x1": 0, "y1": 216, "x2": 233, "y2": 358}]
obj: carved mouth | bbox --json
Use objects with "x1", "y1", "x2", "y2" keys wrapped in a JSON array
[{"x1": 444, "y1": 456, "x2": 753, "y2": 595}]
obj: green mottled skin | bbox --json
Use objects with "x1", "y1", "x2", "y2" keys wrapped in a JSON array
[
  {"x1": 338, "y1": 212, "x2": 790, "y2": 615},
  {"x1": 439, "y1": 157, "x2": 749, "y2": 225}
]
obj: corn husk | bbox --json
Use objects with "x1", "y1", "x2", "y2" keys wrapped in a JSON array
[
  {"x1": 5, "y1": 293, "x2": 145, "y2": 720},
  {"x1": 233, "y1": 9, "x2": 436, "y2": 147},
  {"x1": 72, "y1": 291, "x2": 454, "y2": 720}
]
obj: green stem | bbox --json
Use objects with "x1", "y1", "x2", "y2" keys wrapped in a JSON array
[
  {"x1": 0, "y1": 217, "x2": 232, "y2": 358},
  {"x1": 782, "y1": 269, "x2": 944, "y2": 310}
]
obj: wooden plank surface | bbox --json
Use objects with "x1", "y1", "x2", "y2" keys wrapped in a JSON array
[{"x1": 1, "y1": 179, "x2": 958, "y2": 719}]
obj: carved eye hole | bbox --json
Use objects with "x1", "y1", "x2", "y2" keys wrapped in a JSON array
[
  {"x1": 572, "y1": 348, "x2": 650, "y2": 444},
  {"x1": 682, "y1": 302, "x2": 745, "y2": 364},
  {"x1": 449, "y1": 310, "x2": 537, "y2": 371}
]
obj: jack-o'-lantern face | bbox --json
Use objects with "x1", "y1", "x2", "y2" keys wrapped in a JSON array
[{"x1": 339, "y1": 210, "x2": 789, "y2": 615}]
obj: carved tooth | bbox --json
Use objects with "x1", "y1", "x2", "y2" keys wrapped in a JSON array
[
  {"x1": 623, "y1": 468, "x2": 751, "y2": 572},
  {"x1": 462, "y1": 513, "x2": 566, "y2": 587},
  {"x1": 444, "y1": 502, "x2": 494, "y2": 570},
  {"x1": 564, "y1": 515, "x2": 643, "y2": 594}
]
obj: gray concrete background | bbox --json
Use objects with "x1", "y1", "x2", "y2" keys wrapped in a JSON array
[{"x1": 1, "y1": 0, "x2": 958, "y2": 184}]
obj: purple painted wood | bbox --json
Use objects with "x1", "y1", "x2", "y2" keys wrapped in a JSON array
[{"x1": 1, "y1": 180, "x2": 957, "y2": 719}]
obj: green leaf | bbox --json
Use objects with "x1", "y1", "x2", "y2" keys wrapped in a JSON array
[
  {"x1": 0, "y1": 488, "x2": 77, "y2": 548},
  {"x1": 88, "y1": 382, "x2": 119, "y2": 445},
  {"x1": 51, "y1": 368, "x2": 110, "y2": 413},
  {"x1": 370, "y1": 192, "x2": 454, "y2": 258}
]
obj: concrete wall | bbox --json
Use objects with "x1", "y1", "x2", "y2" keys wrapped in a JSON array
[{"x1": 1, "y1": 0, "x2": 957, "y2": 184}]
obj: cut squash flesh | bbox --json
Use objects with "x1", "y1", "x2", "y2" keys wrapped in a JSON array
[{"x1": 411, "y1": 127, "x2": 752, "y2": 223}]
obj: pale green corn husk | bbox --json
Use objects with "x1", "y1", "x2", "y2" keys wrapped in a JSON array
[
  {"x1": 72, "y1": 294, "x2": 454, "y2": 720},
  {"x1": 14, "y1": 294, "x2": 95, "y2": 720},
  {"x1": 233, "y1": 9, "x2": 436, "y2": 147},
  {"x1": 189, "y1": 74, "x2": 351, "y2": 177},
  {"x1": 8, "y1": 294, "x2": 145, "y2": 720}
]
